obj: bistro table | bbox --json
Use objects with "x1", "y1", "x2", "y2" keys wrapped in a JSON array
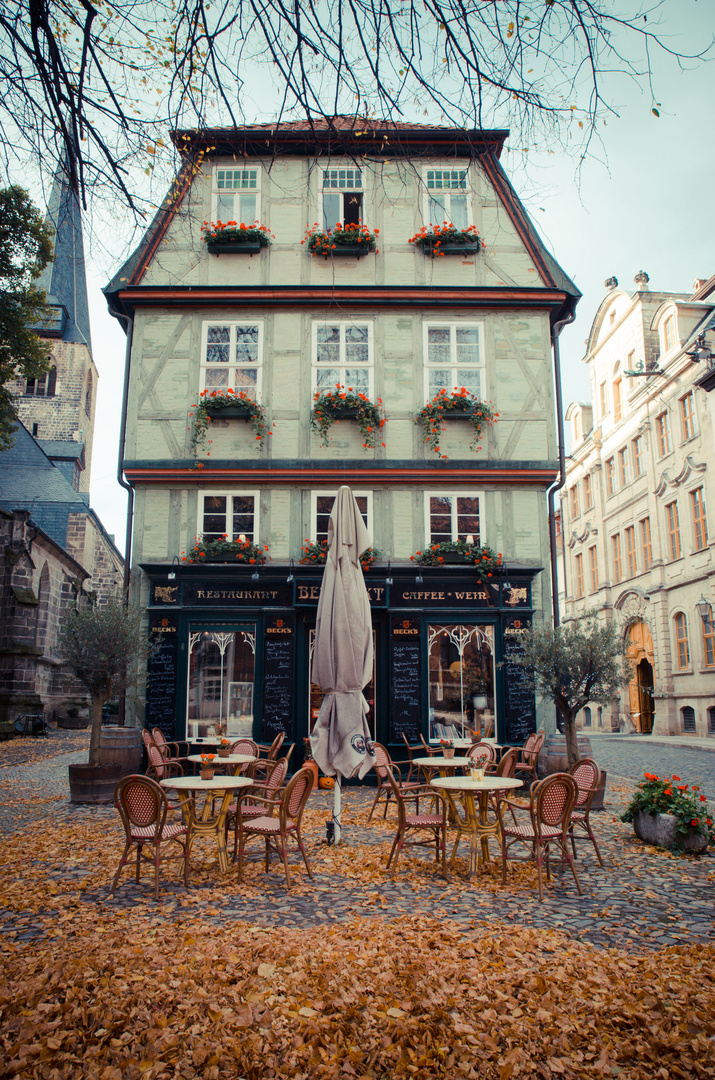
[
  {"x1": 160, "y1": 774, "x2": 253, "y2": 874},
  {"x1": 189, "y1": 737, "x2": 224, "y2": 747},
  {"x1": 187, "y1": 752, "x2": 255, "y2": 774},
  {"x1": 430, "y1": 775, "x2": 523, "y2": 881}
]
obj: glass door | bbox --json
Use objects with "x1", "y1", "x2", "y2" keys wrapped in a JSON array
[
  {"x1": 427, "y1": 623, "x2": 495, "y2": 741},
  {"x1": 308, "y1": 627, "x2": 377, "y2": 737},
  {"x1": 186, "y1": 625, "x2": 257, "y2": 739}
]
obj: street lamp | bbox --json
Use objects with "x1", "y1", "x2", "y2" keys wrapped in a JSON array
[
  {"x1": 167, "y1": 556, "x2": 181, "y2": 580},
  {"x1": 695, "y1": 594, "x2": 714, "y2": 629}
]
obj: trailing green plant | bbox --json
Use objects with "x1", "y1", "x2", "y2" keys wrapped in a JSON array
[
  {"x1": 200, "y1": 220, "x2": 274, "y2": 246},
  {"x1": 410, "y1": 540, "x2": 503, "y2": 579},
  {"x1": 182, "y1": 535, "x2": 269, "y2": 564},
  {"x1": 302, "y1": 221, "x2": 378, "y2": 256},
  {"x1": 300, "y1": 539, "x2": 380, "y2": 571},
  {"x1": 408, "y1": 222, "x2": 484, "y2": 255},
  {"x1": 189, "y1": 388, "x2": 270, "y2": 467},
  {"x1": 310, "y1": 384, "x2": 387, "y2": 449},
  {"x1": 621, "y1": 773, "x2": 713, "y2": 849},
  {"x1": 416, "y1": 388, "x2": 497, "y2": 458}
]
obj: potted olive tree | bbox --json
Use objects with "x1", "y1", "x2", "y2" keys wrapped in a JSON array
[{"x1": 57, "y1": 596, "x2": 153, "y2": 803}]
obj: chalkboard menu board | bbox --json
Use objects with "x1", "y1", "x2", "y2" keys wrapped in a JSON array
[
  {"x1": 390, "y1": 616, "x2": 421, "y2": 743},
  {"x1": 262, "y1": 615, "x2": 294, "y2": 741},
  {"x1": 503, "y1": 613, "x2": 536, "y2": 744},
  {"x1": 145, "y1": 615, "x2": 179, "y2": 737}
]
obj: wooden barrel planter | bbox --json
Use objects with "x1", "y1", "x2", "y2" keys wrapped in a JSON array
[
  {"x1": 541, "y1": 734, "x2": 593, "y2": 776},
  {"x1": 68, "y1": 764, "x2": 126, "y2": 804},
  {"x1": 98, "y1": 726, "x2": 143, "y2": 773}
]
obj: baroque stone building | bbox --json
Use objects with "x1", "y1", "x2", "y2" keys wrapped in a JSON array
[
  {"x1": 561, "y1": 273, "x2": 715, "y2": 737},
  {"x1": 105, "y1": 118, "x2": 579, "y2": 754}
]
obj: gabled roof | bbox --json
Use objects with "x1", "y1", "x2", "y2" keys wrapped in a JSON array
[{"x1": 33, "y1": 160, "x2": 92, "y2": 351}]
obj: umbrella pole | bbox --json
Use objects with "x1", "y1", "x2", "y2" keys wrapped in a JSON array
[{"x1": 333, "y1": 773, "x2": 342, "y2": 844}]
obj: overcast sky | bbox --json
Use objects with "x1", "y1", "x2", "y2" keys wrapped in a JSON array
[{"x1": 82, "y1": 4, "x2": 715, "y2": 554}]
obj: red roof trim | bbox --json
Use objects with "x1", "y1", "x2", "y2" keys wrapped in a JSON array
[
  {"x1": 124, "y1": 466, "x2": 557, "y2": 485},
  {"x1": 480, "y1": 155, "x2": 554, "y2": 290}
]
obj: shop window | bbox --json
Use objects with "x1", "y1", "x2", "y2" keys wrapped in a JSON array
[
  {"x1": 214, "y1": 166, "x2": 260, "y2": 223},
  {"x1": 25, "y1": 365, "x2": 57, "y2": 398},
  {"x1": 691, "y1": 486, "x2": 708, "y2": 551},
  {"x1": 199, "y1": 491, "x2": 258, "y2": 543},
  {"x1": 633, "y1": 435, "x2": 644, "y2": 476},
  {"x1": 312, "y1": 320, "x2": 373, "y2": 397},
  {"x1": 311, "y1": 490, "x2": 371, "y2": 544},
  {"x1": 583, "y1": 473, "x2": 593, "y2": 510},
  {"x1": 611, "y1": 533, "x2": 623, "y2": 584},
  {"x1": 681, "y1": 706, "x2": 696, "y2": 733},
  {"x1": 665, "y1": 501, "x2": 681, "y2": 560},
  {"x1": 618, "y1": 447, "x2": 630, "y2": 487},
  {"x1": 201, "y1": 322, "x2": 262, "y2": 397},
  {"x1": 425, "y1": 492, "x2": 481, "y2": 545},
  {"x1": 674, "y1": 612, "x2": 690, "y2": 670},
  {"x1": 424, "y1": 168, "x2": 470, "y2": 230},
  {"x1": 640, "y1": 516, "x2": 653, "y2": 570},
  {"x1": 589, "y1": 545, "x2": 598, "y2": 592},
  {"x1": 605, "y1": 457, "x2": 616, "y2": 497},
  {"x1": 574, "y1": 553, "x2": 584, "y2": 598},
  {"x1": 322, "y1": 168, "x2": 363, "y2": 230},
  {"x1": 424, "y1": 322, "x2": 485, "y2": 400},
  {"x1": 656, "y1": 411, "x2": 672, "y2": 456},
  {"x1": 427, "y1": 623, "x2": 495, "y2": 742},
  {"x1": 624, "y1": 526, "x2": 637, "y2": 578},
  {"x1": 680, "y1": 391, "x2": 696, "y2": 440},
  {"x1": 187, "y1": 628, "x2": 256, "y2": 740}
]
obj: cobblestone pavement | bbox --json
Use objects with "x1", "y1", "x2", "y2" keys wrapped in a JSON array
[
  {"x1": 1, "y1": 730, "x2": 713, "y2": 954},
  {"x1": 582, "y1": 733, "x2": 715, "y2": 797}
]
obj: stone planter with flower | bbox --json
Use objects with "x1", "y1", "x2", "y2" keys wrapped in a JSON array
[
  {"x1": 620, "y1": 772, "x2": 713, "y2": 853},
  {"x1": 300, "y1": 539, "x2": 380, "y2": 572},
  {"x1": 189, "y1": 388, "x2": 270, "y2": 468},
  {"x1": 440, "y1": 739, "x2": 455, "y2": 759},
  {"x1": 411, "y1": 540, "x2": 503, "y2": 581},
  {"x1": 408, "y1": 223, "x2": 484, "y2": 258},
  {"x1": 310, "y1": 385, "x2": 387, "y2": 449},
  {"x1": 183, "y1": 536, "x2": 270, "y2": 565},
  {"x1": 416, "y1": 388, "x2": 497, "y2": 458},
  {"x1": 302, "y1": 222, "x2": 379, "y2": 258},
  {"x1": 201, "y1": 220, "x2": 274, "y2": 255}
]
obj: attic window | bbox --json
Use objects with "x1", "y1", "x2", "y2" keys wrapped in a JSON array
[
  {"x1": 425, "y1": 169, "x2": 470, "y2": 230},
  {"x1": 322, "y1": 169, "x2": 363, "y2": 230},
  {"x1": 214, "y1": 167, "x2": 259, "y2": 224}
]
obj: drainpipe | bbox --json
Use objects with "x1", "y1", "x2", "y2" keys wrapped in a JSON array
[
  {"x1": 547, "y1": 312, "x2": 576, "y2": 628},
  {"x1": 113, "y1": 311, "x2": 135, "y2": 727}
]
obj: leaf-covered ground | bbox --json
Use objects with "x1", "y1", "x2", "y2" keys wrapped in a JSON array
[{"x1": 1, "y1": 731, "x2": 714, "y2": 1079}]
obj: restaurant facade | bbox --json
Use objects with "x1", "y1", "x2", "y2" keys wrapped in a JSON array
[{"x1": 105, "y1": 118, "x2": 580, "y2": 764}]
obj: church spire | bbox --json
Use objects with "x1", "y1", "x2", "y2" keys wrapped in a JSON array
[{"x1": 35, "y1": 160, "x2": 92, "y2": 352}]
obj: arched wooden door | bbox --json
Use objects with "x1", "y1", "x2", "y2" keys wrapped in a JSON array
[{"x1": 626, "y1": 621, "x2": 655, "y2": 733}]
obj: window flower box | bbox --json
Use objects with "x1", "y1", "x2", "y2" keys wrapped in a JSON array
[
  {"x1": 183, "y1": 537, "x2": 270, "y2": 565},
  {"x1": 201, "y1": 220, "x2": 273, "y2": 255},
  {"x1": 310, "y1": 384, "x2": 387, "y2": 449},
  {"x1": 303, "y1": 222, "x2": 379, "y2": 259},
  {"x1": 409, "y1": 224, "x2": 484, "y2": 258},
  {"x1": 416, "y1": 389, "x2": 497, "y2": 457},
  {"x1": 189, "y1": 389, "x2": 270, "y2": 467},
  {"x1": 300, "y1": 539, "x2": 380, "y2": 571},
  {"x1": 410, "y1": 541, "x2": 503, "y2": 580}
]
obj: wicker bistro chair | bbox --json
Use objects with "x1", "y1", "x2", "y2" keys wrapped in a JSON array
[
  {"x1": 497, "y1": 773, "x2": 583, "y2": 902},
  {"x1": 146, "y1": 743, "x2": 184, "y2": 783},
  {"x1": 366, "y1": 743, "x2": 423, "y2": 822},
  {"x1": 419, "y1": 734, "x2": 440, "y2": 757},
  {"x1": 403, "y1": 732, "x2": 438, "y2": 784},
  {"x1": 110, "y1": 775, "x2": 193, "y2": 901},
  {"x1": 384, "y1": 766, "x2": 449, "y2": 880},
  {"x1": 152, "y1": 727, "x2": 191, "y2": 767},
  {"x1": 568, "y1": 758, "x2": 604, "y2": 867},
  {"x1": 236, "y1": 767, "x2": 315, "y2": 889},
  {"x1": 514, "y1": 732, "x2": 545, "y2": 784},
  {"x1": 227, "y1": 756, "x2": 288, "y2": 859},
  {"x1": 255, "y1": 731, "x2": 286, "y2": 760},
  {"x1": 230, "y1": 738, "x2": 259, "y2": 759},
  {"x1": 465, "y1": 742, "x2": 497, "y2": 770}
]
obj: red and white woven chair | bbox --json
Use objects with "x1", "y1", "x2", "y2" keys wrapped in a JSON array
[
  {"x1": 227, "y1": 756, "x2": 288, "y2": 859},
  {"x1": 465, "y1": 741, "x2": 497, "y2": 770},
  {"x1": 497, "y1": 772, "x2": 582, "y2": 902},
  {"x1": 236, "y1": 767, "x2": 315, "y2": 889},
  {"x1": 514, "y1": 732, "x2": 545, "y2": 784},
  {"x1": 384, "y1": 765, "x2": 448, "y2": 880},
  {"x1": 568, "y1": 758, "x2": 604, "y2": 867},
  {"x1": 146, "y1": 742, "x2": 184, "y2": 783},
  {"x1": 366, "y1": 742, "x2": 422, "y2": 822},
  {"x1": 110, "y1": 775, "x2": 193, "y2": 901},
  {"x1": 152, "y1": 727, "x2": 190, "y2": 766}
]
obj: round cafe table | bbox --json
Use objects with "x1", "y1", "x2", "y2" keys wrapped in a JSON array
[
  {"x1": 431, "y1": 775, "x2": 523, "y2": 880},
  {"x1": 160, "y1": 774, "x2": 253, "y2": 874},
  {"x1": 187, "y1": 753, "x2": 255, "y2": 774}
]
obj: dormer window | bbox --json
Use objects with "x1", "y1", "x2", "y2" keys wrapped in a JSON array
[{"x1": 662, "y1": 314, "x2": 677, "y2": 353}]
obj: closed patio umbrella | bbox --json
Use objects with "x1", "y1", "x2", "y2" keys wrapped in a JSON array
[{"x1": 310, "y1": 486, "x2": 376, "y2": 843}]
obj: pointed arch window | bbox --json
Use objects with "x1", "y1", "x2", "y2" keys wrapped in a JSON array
[{"x1": 25, "y1": 365, "x2": 57, "y2": 398}]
